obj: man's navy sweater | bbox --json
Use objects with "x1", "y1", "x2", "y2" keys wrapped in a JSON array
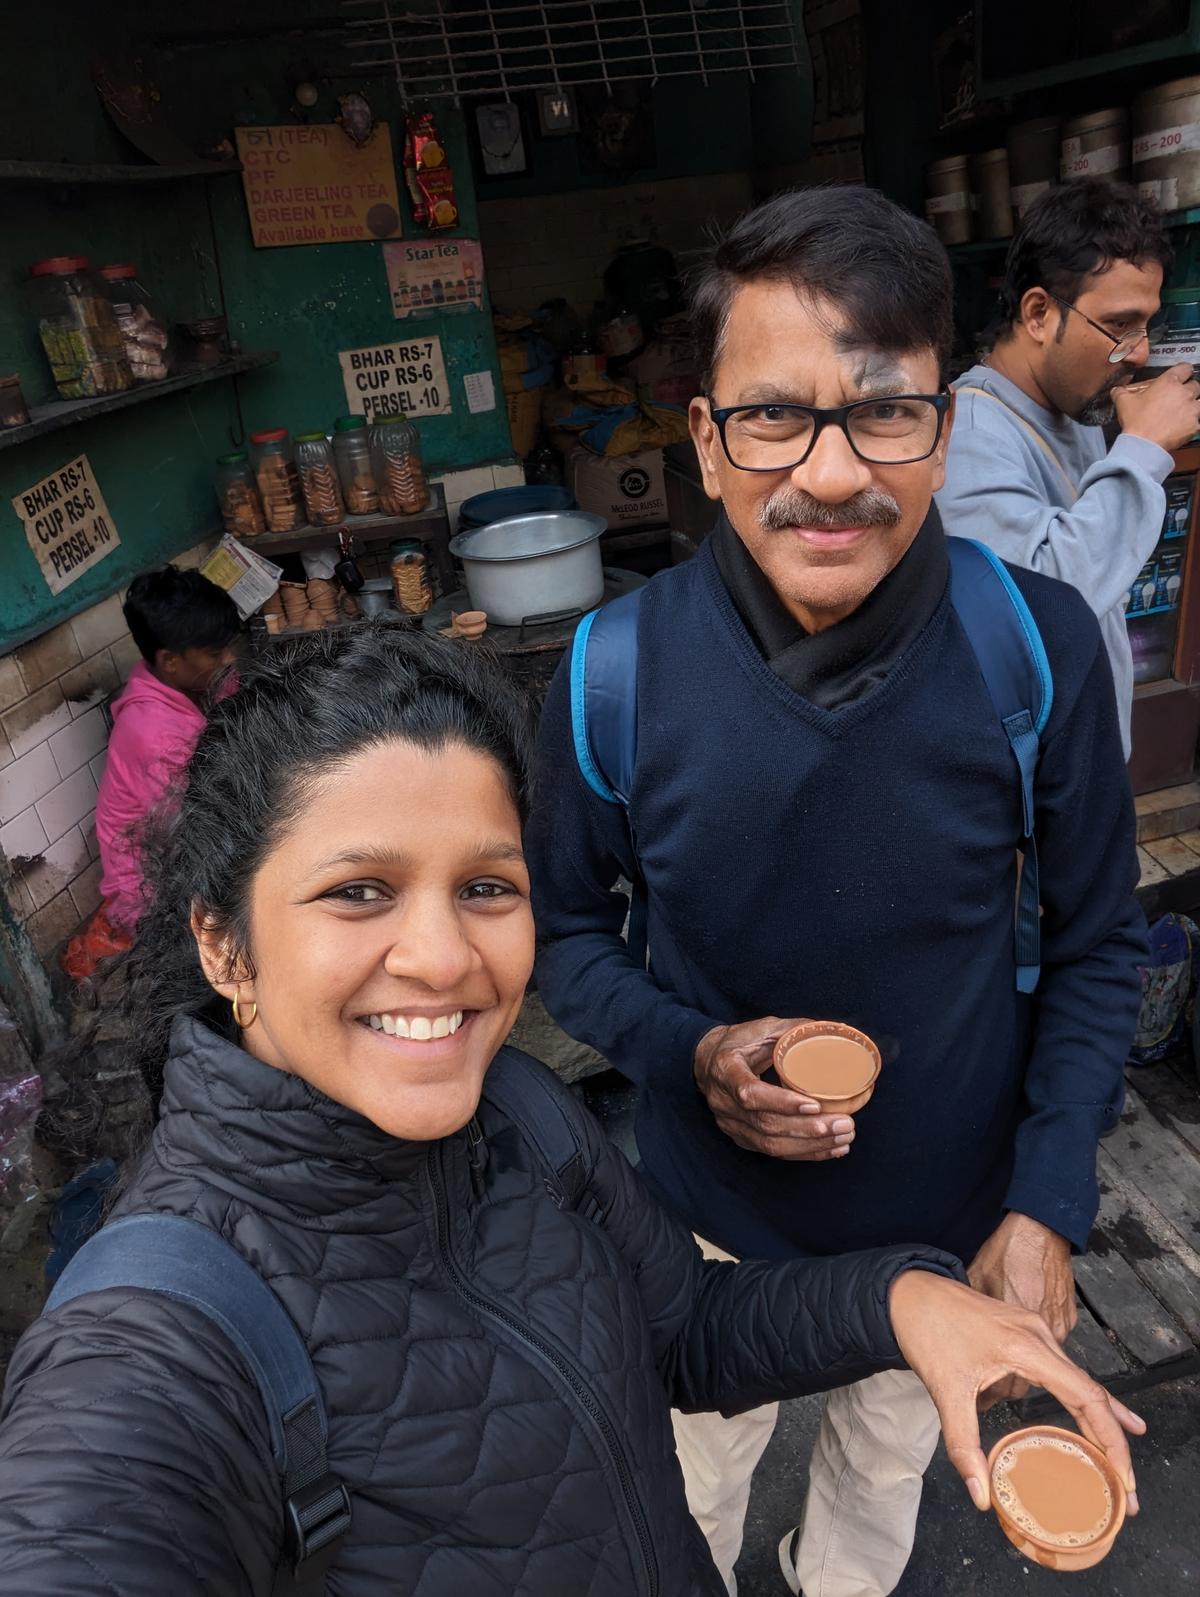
[{"x1": 527, "y1": 537, "x2": 1147, "y2": 1265}]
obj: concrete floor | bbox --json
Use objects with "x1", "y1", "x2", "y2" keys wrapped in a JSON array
[{"x1": 736, "y1": 1375, "x2": 1200, "y2": 1596}]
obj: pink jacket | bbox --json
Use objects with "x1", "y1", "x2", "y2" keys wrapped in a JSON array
[{"x1": 96, "y1": 662, "x2": 207, "y2": 930}]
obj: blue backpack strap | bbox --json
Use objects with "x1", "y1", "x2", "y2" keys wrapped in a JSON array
[
  {"x1": 568, "y1": 591, "x2": 649, "y2": 966},
  {"x1": 483, "y1": 1048, "x2": 603, "y2": 1221},
  {"x1": 569, "y1": 591, "x2": 643, "y2": 807},
  {"x1": 947, "y1": 537, "x2": 1054, "y2": 994},
  {"x1": 45, "y1": 1212, "x2": 351, "y2": 1597}
]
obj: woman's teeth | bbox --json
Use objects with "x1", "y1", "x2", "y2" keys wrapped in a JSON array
[{"x1": 363, "y1": 1010, "x2": 464, "y2": 1040}]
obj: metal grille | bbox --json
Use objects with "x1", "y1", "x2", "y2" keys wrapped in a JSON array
[{"x1": 340, "y1": 0, "x2": 803, "y2": 101}]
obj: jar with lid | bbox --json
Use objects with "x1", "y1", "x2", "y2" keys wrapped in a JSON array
[
  {"x1": 294, "y1": 432, "x2": 347, "y2": 526},
  {"x1": 215, "y1": 452, "x2": 266, "y2": 537},
  {"x1": 97, "y1": 264, "x2": 171, "y2": 383},
  {"x1": 1060, "y1": 108, "x2": 1129, "y2": 182},
  {"x1": 27, "y1": 257, "x2": 133, "y2": 399},
  {"x1": 249, "y1": 428, "x2": 305, "y2": 532},
  {"x1": 1133, "y1": 75, "x2": 1200, "y2": 212},
  {"x1": 332, "y1": 416, "x2": 380, "y2": 514},
  {"x1": 0, "y1": 374, "x2": 30, "y2": 430},
  {"x1": 390, "y1": 538, "x2": 433, "y2": 614},
  {"x1": 924, "y1": 156, "x2": 972, "y2": 245},
  {"x1": 972, "y1": 149, "x2": 1013, "y2": 240},
  {"x1": 369, "y1": 416, "x2": 430, "y2": 514},
  {"x1": 1006, "y1": 116, "x2": 1059, "y2": 219}
]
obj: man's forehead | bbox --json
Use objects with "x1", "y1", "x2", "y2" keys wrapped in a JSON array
[
  {"x1": 1077, "y1": 258, "x2": 1163, "y2": 311},
  {"x1": 836, "y1": 344, "x2": 925, "y2": 390},
  {"x1": 719, "y1": 281, "x2": 936, "y2": 385}
]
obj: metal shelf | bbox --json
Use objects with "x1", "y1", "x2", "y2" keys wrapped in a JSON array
[
  {"x1": 0, "y1": 158, "x2": 243, "y2": 185},
  {"x1": 341, "y1": 0, "x2": 802, "y2": 100},
  {"x1": 946, "y1": 208, "x2": 1200, "y2": 262},
  {"x1": 0, "y1": 353, "x2": 278, "y2": 452},
  {"x1": 246, "y1": 485, "x2": 448, "y2": 556}
]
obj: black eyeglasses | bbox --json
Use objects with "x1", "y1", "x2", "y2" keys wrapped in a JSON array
[
  {"x1": 1046, "y1": 292, "x2": 1161, "y2": 366},
  {"x1": 708, "y1": 393, "x2": 952, "y2": 473}
]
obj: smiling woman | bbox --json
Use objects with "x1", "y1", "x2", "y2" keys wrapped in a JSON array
[{"x1": 0, "y1": 622, "x2": 1144, "y2": 1597}]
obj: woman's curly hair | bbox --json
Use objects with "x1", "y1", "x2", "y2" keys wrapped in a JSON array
[{"x1": 122, "y1": 621, "x2": 535, "y2": 1100}]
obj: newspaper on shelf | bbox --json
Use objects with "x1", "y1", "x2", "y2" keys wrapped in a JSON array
[{"x1": 200, "y1": 534, "x2": 283, "y2": 620}]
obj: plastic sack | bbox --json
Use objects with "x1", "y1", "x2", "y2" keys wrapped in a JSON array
[
  {"x1": 545, "y1": 370, "x2": 690, "y2": 455},
  {"x1": 1129, "y1": 912, "x2": 1198, "y2": 1065}
]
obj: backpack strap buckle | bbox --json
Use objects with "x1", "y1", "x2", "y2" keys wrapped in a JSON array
[{"x1": 281, "y1": 1473, "x2": 353, "y2": 1587}]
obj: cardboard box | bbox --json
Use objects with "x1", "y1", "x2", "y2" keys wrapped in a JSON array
[{"x1": 569, "y1": 447, "x2": 667, "y2": 529}]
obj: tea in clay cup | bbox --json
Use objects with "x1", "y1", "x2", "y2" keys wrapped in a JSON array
[
  {"x1": 987, "y1": 1424, "x2": 1126, "y2": 1572},
  {"x1": 772, "y1": 1021, "x2": 881, "y2": 1114}
]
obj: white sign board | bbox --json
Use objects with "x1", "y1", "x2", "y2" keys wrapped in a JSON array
[
  {"x1": 13, "y1": 454, "x2": 120, "y2": 595},
  {"x1": 339, "y1": 337, "x2": 451, "y2": 422}
]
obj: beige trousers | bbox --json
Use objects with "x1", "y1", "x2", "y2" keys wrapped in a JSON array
[{"x1": 672, "y1": 1239, "x2": 942, "y2": 1597}]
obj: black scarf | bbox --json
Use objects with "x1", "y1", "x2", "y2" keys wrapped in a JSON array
[{"x1": 710, "y1": 505, "x2": 950, "y2": 709}]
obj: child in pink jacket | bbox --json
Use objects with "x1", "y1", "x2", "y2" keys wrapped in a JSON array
[{"x1": 63, "y1": 567, "x2": 239, "y2": 980}]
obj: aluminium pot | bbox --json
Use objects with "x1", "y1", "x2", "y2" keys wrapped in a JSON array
[{"x1": 448, "y1": 510, "x2": 607, "y2": 626}]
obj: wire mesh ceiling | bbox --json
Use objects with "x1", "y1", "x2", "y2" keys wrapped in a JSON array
[{"x1": 339, "y1": 0, "x2": 804, "y2": 102}]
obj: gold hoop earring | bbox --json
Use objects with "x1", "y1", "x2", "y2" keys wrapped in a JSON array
[{"x1": 231, "y1": 992, "x2": 258, "y2": 1029}]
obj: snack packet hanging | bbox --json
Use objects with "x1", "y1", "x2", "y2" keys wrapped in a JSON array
[{"x1": 404, "y1": 112, "x2": 460, "y2": 231}]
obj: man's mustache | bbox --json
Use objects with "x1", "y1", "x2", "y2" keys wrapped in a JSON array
[{"x1": 758, "y1": 486, "x2": 903, "y2": 532}]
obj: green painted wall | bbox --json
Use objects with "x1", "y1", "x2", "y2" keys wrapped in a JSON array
[{"x1": 0, "y1": 3, "x2": 509, "y2": 650}]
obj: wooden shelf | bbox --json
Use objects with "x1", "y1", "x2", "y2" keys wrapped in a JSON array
[
  {"x1": 0, "y1": 352, "x2": 278, "y2": 452},
  {"x1": 0, "y1": 158, "x2": 243, "y2": 185},
  {"x1": 246, "y1": 485, "x2": 448, "y2": 556}
]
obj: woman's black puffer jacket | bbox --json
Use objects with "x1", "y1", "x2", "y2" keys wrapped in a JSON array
[{"x1": 0, "y1": 1016, "x2": 960, "y2": 1596}]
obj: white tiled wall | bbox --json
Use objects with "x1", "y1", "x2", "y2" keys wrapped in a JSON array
[
  {"x1": 436, "y1": 462, "x2": 527, "y2": 535},
  {"x1": 0, "y1": 536, "x2": 216, "y2": 963}
]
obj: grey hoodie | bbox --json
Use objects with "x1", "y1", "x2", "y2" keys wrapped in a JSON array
[{"x1": 938, "y1": 364, "x2": 1172, "y2": 757}]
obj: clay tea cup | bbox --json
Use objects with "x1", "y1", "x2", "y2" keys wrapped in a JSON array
[
  {"x1": 987, "y1": 1424, "x2": 1126, "y2": 1572},
  {"x1": 772, "y1": 1020, "x2": 881, "y2": 1114}
]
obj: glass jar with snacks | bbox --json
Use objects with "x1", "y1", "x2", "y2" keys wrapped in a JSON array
[
  {"x1": 27, "y1": 256, "x2": 133, "y2": 399},
  {"x1": 0, "y1": 374, "x2": 30, "y2": 429},
  {"x1": 97, "y1": 264, "x2": 171, "y2": 383},
  {"x1": 332, "y1": 415, "x2": 380, "y2": 513},
  {"x1": 294, "y1": 431, "x2": 347, "y2": 526},
  {"x1": 390, "y1": 538, "x2": 433, "y2": 614},
  {"x1": 214, "y1": 451, "x2": 266, "y2": 537},
  {"x1": 369, "y1": 416, "x2": 431, "y2": 515},
  {"x1": 249, "y1": 427, "x2": 305, "y2": 532}
]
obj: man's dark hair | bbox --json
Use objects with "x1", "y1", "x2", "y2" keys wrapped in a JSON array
[
  {"x1": 690, "y1": 185, "x2": 954, "y2": 390},
  {"x1": 122, "y1": 565, "x2": 241, "y2": 664},
  {"x1": 1000, "y1": 178, "x2": 1173, "y2": 329}
]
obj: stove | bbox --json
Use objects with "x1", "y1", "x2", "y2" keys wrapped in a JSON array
[{"x1": 422, "y1": 566, "x2": 648, "y2": 692}]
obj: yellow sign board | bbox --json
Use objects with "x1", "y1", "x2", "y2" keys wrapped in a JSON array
[
  {"x1": 235, "y1": 123, "x2": 402, "y2": 248},
  {"x1": 13, "y1": 454, "x2": 120, "y2": 596}
]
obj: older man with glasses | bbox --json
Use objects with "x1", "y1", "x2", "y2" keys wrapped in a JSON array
[
  {"x1": 939, "y1": 177, "x2": 1200, "y2": 758},
  {"x1": 525, "y1": 185, "x2": 1146, "y2": 1597}
]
